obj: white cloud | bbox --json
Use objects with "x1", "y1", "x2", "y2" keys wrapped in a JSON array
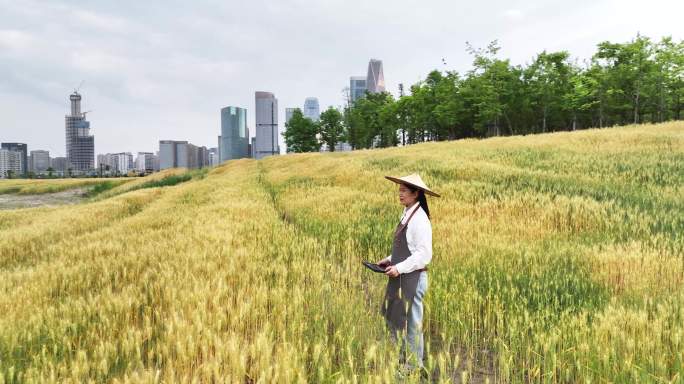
[
  {"x1": 503, "y1": 9, "x2": 525, "y2": 21},
  {"x1": 72, "y1": 9, "x2": 132, "y2": 34},
  {"x1": 0, "y1": 29, "x2": 35, "y2": 51}
]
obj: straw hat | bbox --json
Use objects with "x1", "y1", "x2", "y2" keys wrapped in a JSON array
[{"x1": 385, "y1": 173, "x2": 440, "y2": 197}]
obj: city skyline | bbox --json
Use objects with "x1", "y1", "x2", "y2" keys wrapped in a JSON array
[{"x1": 1, "y1": 0, "x2": 682, "y2": 157}]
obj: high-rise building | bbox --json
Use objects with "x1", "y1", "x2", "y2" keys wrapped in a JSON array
[
  {"x1": 152, "y1": 152, "x2": 160, "y2": 171},
  {"x1": 219, "y1": 106, "x2": 249, "y2": 162},
  {"x1": 51, "y1": 157, "x2": 67, "y2": 174},
  {"x1": 65, "y1": 91, "x2": 94, "y2": 172},
  {"x1": 159, "y1": 141, "x2": 174, "y2": 169},
  {"x1": 0, "y1": 148, "x2": 22, "y2": 178},
  {"x1": 208, "y1": 147, "x2": 219, "y2": 166},
  {"x1": 196, "y1": 146, "x2": 210, "y2": 168},
  {"x1": 285, "y1": 108, "x2": 297, "y2": 125},
  {"x1": 136, "y1": 152, "x2": 155, "y2": 173},
  {"x1": 97, "y1": 154, "x2": 111, "y2": 171},
  {"x1": 116, "y1": 153, "x2": 134, "y2": 174},
  {"x1": 159, "y1": 140, "x2": 208, "y2": 169},
  {"x1": 29, "y1": 150, "x2": 50, "y2": 173},
  {"x1": 350, "y1": 76, "x2": 367, "y2": 103},
  {"x1": 255, "y1": 91, "x2": 279, "y2": 160},
  {"x1": 98, "y1": 152, "x2": 133, "y2": 174},
  {"x1": 159, "y1": 140, "x2": 185, "y2": 169},
  {"x1": 366, "y1": 59, "x2": 386, "y2": 94},
  {"x1": 303, "y1": 97, "x2": 320, "y2": 122},
  {"x1": 1, "y1": 143, "x2": 27, "y2": 176}
]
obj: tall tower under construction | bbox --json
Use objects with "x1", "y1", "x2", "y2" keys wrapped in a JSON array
[{"x1": 65, "y1": 91, "x2": 94, "y2": 172}]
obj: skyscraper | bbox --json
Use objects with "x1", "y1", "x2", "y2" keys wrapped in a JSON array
[
  {"x1": 285, "y1": 108, "x2": 297, "y2": 125},
  {"x1": 366, "y1": 59, "x2": 386, "y2": 94},
  {"x1": 303, "y1": 97, "x2": 320, "y2": 122},
  {"x1": 65, "y1": 91, "x2": 94, "y2": 172},
  {"x1": 219, "y1": 106, "x2": 249, "y2": 162},
  {"x1": 0, "y1": 143, "x2": 27, "y2": 176},
  {"x1": 350, "y1": 76, "x2": 367, "y2": 103},
  {"x1": 255, "y1": 91, "x2": 279, "y2": 160}
]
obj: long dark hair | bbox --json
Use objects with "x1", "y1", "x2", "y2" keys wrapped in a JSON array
[{"x1": 405, "y1": 183, "x2": 430, "y2": 220}]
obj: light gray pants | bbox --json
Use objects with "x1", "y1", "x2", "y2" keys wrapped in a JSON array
[{"x1": 390, "y1": 271, "x2": 428, "y2": 369}]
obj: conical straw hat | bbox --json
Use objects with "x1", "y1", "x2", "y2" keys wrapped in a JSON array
[{"x1": 384, "y1": 173, "x2": 440, "y2": 197}]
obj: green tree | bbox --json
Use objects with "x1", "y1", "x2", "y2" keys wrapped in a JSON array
[
  {"x1": 350, "y1": 92, "x2": 397, "y2": 148},
  {"x1": 395, "y1": 95, "x2": 420, "y2": 144},
  {"x1": 344, "y1": 34, "x2": 683, "y2": 147},
  {"x1": 283, "y1": 109, "x2": 320, "y2": 153},
  {"x1": 343, "y1": 106, "x2": 361, "y2": 150},
  {"x1": 564, "y1": 69, "x2": 598, "y2": 130},
  {"x1": 653, "y1": 37, "x2": 684, "y2": 121},
  {"x1": 463, "y1": 40, "x2": 523, "y2": 136},
  {"x1": 318, "y1": 107, "x2": 346, "y2": 152},
  {"x1": 593, "y1": 35, "x2": 654, "y2": 125},
  {"x1": 378, "y1": 100, "x2": 400, "y2": 147},
  {"x1": 408, "y1": 70, "x2": 467, "y2": 140},
  {"x1": 524, "y1": 51, "x2": 574, "y2": 132}
]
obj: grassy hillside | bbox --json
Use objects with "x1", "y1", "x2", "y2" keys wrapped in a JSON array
[
  {"x1": 0, "y1": 122, "x2": 682, "y2": 383},
  {"x1": 0, "y1": 178, "x2": 131, "y2": 195}
]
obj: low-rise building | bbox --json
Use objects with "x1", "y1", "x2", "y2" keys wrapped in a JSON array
[{"x1": 30, "y1": 150, "x2": 51, "y2": 173}]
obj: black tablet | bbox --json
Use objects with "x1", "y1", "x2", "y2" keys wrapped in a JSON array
[{"x1": 362, "y1": 261, "x2": 387, "y2": 273}]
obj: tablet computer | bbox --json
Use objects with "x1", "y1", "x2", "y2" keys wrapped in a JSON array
[{"x1": 362, "y1": 260, "x2": 387, "y2": 273}]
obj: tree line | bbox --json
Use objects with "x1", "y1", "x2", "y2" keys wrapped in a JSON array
[{"x1": 284, "y1": 34, "x2": 684, "y2": 152}]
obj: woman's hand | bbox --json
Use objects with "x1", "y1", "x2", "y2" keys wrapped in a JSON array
[
  {"x1": 385, "y1": 265, "x2": 399, "y2": 277},
  {"x1": 377, "y1": 259, "x2": 390, "y2": 268}
]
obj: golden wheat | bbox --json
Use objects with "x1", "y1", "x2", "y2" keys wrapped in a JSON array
[{"x1": 0, "y1": 122, "x2": 682, "y2": 383}]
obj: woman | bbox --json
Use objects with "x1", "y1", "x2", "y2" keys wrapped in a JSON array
[{"x1": 376, "y1": 173, "x2": 439, "y2": 372}]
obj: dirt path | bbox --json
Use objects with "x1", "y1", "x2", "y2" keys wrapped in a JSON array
[{"x1": 0, "y1": 188, "x2": 88, "y2": 210}]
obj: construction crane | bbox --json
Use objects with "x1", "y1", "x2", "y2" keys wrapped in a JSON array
[
  {"x1": 82, "y1": 110, "x2": 93, "y2": 118},
  {"x1": 74, "y1": 80, "x2": 84, "y2": 93}
]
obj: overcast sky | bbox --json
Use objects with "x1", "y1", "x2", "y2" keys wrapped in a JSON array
[{"x1": 1, "y1": 0, "x2": 682, "y2": 157}]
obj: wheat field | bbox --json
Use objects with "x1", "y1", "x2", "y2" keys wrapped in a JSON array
[
  {"x1": 0, "y1": 178, "x2": 131, "y2": 195},
  {"x1": 0, "y1": 122, "x2": 682, "y2": 383}
]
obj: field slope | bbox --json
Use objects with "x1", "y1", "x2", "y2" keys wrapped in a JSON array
[{"x1": 0, "y1": 122, "x2": 682, "y2": 383}]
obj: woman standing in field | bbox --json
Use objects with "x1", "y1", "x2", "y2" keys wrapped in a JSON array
[{"x1": 376, "y1": 173, "x2": 439, "y2": 374}]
